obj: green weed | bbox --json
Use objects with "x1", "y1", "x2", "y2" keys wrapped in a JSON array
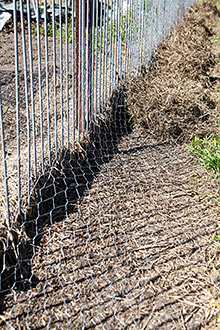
[
  {"x1": 31, "y1": 20, "x2": 60, "y2": 38},
  {"x1": 214, "y1": 234, "x2": 220, "y2": 241},
  {"x1": 211, "y1": 34, "x2": 220, "y2": 42},
  {"x1": 31, "y1": 15, "x2": 128, "y2": 46},
  {"x1": 187, "y1": 134, "x2": 220, "y2": 245},
  {"x1": 187, "y1": 135, "x2": 220, "y2": 178}
]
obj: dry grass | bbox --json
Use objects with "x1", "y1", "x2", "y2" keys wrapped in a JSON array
[{"x1": 126, "y1": 1, "x2": 220, "y2": 143}]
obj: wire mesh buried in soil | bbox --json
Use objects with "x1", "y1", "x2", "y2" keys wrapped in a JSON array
[
  {"x1": 0, "y1": 84, "x2": 131, "y2": 293},
  {"x1": 1, "y1": 128, "x2": 219, "y2": 329}
]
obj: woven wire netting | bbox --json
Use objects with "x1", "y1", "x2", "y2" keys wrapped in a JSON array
[
  {"x1": 1, "y1": 0, "x2": 220, "y2": 329},
  {"x1": 1, "y1": 126, "x2": 219, "y2": 328}
]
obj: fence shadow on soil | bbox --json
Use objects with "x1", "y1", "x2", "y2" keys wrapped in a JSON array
[{"x1": 0, "y1": 85, "x2": 133, "y2": 313}]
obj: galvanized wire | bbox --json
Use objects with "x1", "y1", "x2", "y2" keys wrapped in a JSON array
[
  {"x1": 0, "y1": 0, "x2": 196, "y2": 236},
  {"x1": 36, "y1": 0, "x2": 45, "y2": 172},
  {"x1": 0, "y1": 86, "x2": 10, "y2": 225},
  {"x1": 52, "y1": 0, "x2": 58, "y2": 157},
  {"x1": 27, "y1": 0, "x2": 37, "y2": 178},
  {"x1": 13, "y1": 0, "x2": 21, "y2": 213},
  {"x1": 44, "y1": 0, "x2": 52, "y2": 166}
]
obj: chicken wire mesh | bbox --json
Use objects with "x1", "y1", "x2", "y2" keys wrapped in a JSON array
[{"x1": 0, "y1": 0, "x2": 202, "y2": 328}]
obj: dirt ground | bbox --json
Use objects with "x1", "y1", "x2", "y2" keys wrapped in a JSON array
[
  {"x1": 0, "y1": 1, "x2": 220, "y2": 329},
  {"x1": 1, "y1": 131, "x2": 220, "y2": 329}
]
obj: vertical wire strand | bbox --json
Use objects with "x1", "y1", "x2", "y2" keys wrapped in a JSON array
[
  {"x1": 101, "y1": 0, "x2": 106, "y2": 108},
  {"x1": 98, "y1": 0, "x2": 103, "y2": 113},
  {"x1": 108, "y1": 0, "x2": 113, "y2": 97},
  {"x1": 155, "y1": 0, "x2": 159, "y2": 47},
  {"x1": 118, "y1": 0, "x2": 123, "y2": 79},
  {"x1": 162, "y1": 0, "x2": 166, "y2": 37},
  {"x1": 134, "y1": 0, "x2": 138, "y2": 70},
  {"x1": 91, "y1": 0, "x2": 95, "y2": 124},
  {"x1": 20, "y1": 0, "x2": 31, "y2": 204},
  {"x1": 127, "y1": 0, "x2": 133, "y2": 72},
  {"x1": 142, "y1": 0, "x2": 147, "y2": 64},
  {"x1": 72, "y1": 0, "x2": 75, "y2": 147},
  {"x1": 0, "y1": 86, "x2": 10, "y2": 228},
  {"x1": 134, "y1": 0, "x2": 139, "y2": 72},
  {"x1": 27, "y1": 0, "x2": 37, "y2": 178},
  {"x1": 85, "y1": 0, "x2": 89, "y2": 133},
  {"x1": 101, "y1": 0, "x2": 107, "y2": 109},
  {"x1": 167, "y1": 0, "x2": 171, "y2": 34},
  {"x1": 130, "y1": 0, "x2": 135, "y2": 72},
  {"x1": 81, "y1": 0, "x2": 85, "y2": 137},
  {"x1": 112, "y1": 0, "x2": 116, "y2": 89},
  {"x1": 36, "y1": 0, "x2": 45, "y2": 172},
  {"x1": 104, "y1": 1, "x2": 109, "y2": 102},
  {"x1": 139, "y1": 0, "x2": 145, "y2": 68},
  {"x1": 44, "y1": 0, "x2": 52, "y2": 166},
  {"x1": 149, "y1": 0, "x2": 155, "y2": 60},
  {"x1": 154, "y1": 0, "x2": 158, "y2": 53},
  {"x1": 126, "y1": 0, "x2": 131, "y2": 74},
  {"x1": 114, "y1": 0, "x2": 119, "y2": 86},
  {"x1": 123, "y1": 0, "x2": 129, "y2": 77},
  {"x1": 156, "y1": 0, "x2": 160, "y2": 44},
  {"x1": 75, "y1": 0, "x2": 80, "y2": 142},
  {"x1": 78, "y1": 0, "x2": 82, "y2": 142},
  {"x1": 143, "y1": 0, "x2": 150, "y2": 63},
  {"x1": 13, "y1": 0, "x2": 21, "y2": 213},
  {"x1": 168, "y1": 0, "x2": 172, "y2": 33},
  {"x1": 52, "y1": 0, "x2": 58, "y2": 158},
  {"x1": 117, "y1": 0, "x2": 122, "y2": 80},
  {"x1": 59, "y1": 0, "x2": 64, "y2": 148},
  {"x1": 94, "y1": 0, "x2": 99, "y2": 117},
  {"x1": 65, "y1": 0, "x2": 70, "y2": 148},
  {"x1": 159, "y1": 0, "x2": 163, "y2": 42},
  {"x1": 114, "y1": 0, "x2": 118, "y2": 84}
]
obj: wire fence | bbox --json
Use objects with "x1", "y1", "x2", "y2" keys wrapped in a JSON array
[
  {"x1": 0, "y1": 0, "x2": 196, "y2": 327},
  {"x1": 0, "y1": 0, "x2": 194, "y2": 227}
]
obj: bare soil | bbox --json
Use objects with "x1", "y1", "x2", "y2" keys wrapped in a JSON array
[{"x1": 0, "y1": 1, "x2": 220, "y2": 329}]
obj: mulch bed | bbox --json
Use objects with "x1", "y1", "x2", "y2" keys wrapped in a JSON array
[
  {"x1": 0, "y1": 1, "x2": 220, "y2": 329},
  {"x1": 126, "y1": 1, "x2": 220, "y2": 143}
]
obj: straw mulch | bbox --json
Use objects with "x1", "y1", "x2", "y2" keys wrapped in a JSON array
[{"x1": 126, "y1": 1, "x2": 220, "y2": 143}]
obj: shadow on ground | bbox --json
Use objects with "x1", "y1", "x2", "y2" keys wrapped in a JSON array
[{"x1": 0, "y1": 85, "x2": 133, "y2": 312}]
